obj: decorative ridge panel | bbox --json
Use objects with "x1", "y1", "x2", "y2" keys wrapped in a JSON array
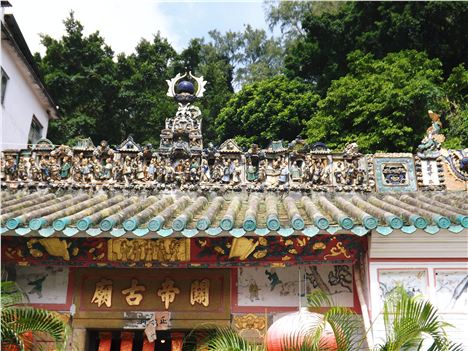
[{"x1": 1, "y1": 235, "x2": 365, "y2": 267}]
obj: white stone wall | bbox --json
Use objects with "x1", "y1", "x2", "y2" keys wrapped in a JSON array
[{"x1": 1, "y1": 41, "x2": 50, "y2": 150}]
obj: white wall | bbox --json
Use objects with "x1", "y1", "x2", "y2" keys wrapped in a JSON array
[
  {"x1": 368, "y1": 260, "x2": 468, "y2": 349},
  {"x1": 369, "y1": 229, "x2": 468, "y2": 259},
  {"x1": 1, "y1": 41, "x2": 50, "y2": 150}
]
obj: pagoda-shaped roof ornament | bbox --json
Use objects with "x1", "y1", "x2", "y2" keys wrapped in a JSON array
[
  {"x1": 118, "y1": 135, "x2": 142, "y2": 153},
  {"x1": 31, "y1": 138, "x2": 55, "y2": 151},
  {"x1": 218, "y1": 139, "x2": 242, "y2": 154},
  {"x1": 267, "y1": 140, "x2": 287, "y2": 154},
  {"x1": 73, "y1": 137, "x2": 95, "y2": 152},
  {"x1": 160, "y1": 72, "x2": 207, "y2": 158}
]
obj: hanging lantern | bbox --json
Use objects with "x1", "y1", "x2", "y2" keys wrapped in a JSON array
[{"x1": 266, "y1": 308, "x2": 337, "y2": 351}]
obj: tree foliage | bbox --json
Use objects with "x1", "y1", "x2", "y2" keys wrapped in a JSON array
[
  {"x1": 185, "y1": 288, "x2": 462, "y2": 351},
  {"x1": 265, "y1": 0, "x2": 343, "y2": 42},
  {"x1": 377, "y1": 287, "x2": 463, "y2": 351},
  {"x1": 285, "y1": 2, "x2": 468, "y2": 93},
  {"x1": 442, "y1": 64, "x2": 468, "y2": 149},
  {"x1": 35, "y1": 5, "x2": 467, "y2": 152},
  {"x1": 306, "y1": 50, "x2": 446, "y2": 153},
  {"x1": 37, "y1": 12, "x2": 120, "y2": 145},
  {"x1": 208, "y1": 25, "x2": 283, "y2": 87},
  {"x1": 216, "y1": 75, "x2": 319, "y2": 148},
  {"x1": 114, "y1": 35, "x2": 176, "y2": 145}
]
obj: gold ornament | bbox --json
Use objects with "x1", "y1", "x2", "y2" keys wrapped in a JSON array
[{"x1": 324, "y1": 242, "x2": 351, "y2": 260}]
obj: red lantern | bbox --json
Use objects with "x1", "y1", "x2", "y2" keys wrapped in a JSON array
[{"x1": 266, "y1": 308, "x2": 337, "y2": 351}]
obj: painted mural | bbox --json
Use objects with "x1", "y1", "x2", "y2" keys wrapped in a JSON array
[
  {"x1": 2, "y1": 235, "x2": 364, "y2": 267},
  {"x1": 435, "y1": 270, "x2": 468, "y2": 312},
  {"x1": 378, "y1": 269, "x2": 428, "y2": 300},
  {"x1": 237, "y1": 265, "x2": 354, "y2": 307},
  {"x1": 15, "y1": 266, "x2": 69, "y2": 304}
]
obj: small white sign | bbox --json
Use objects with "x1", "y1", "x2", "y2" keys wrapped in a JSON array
[{"x1": 145, "y1": 317, "x2": 157, "y2": 342}]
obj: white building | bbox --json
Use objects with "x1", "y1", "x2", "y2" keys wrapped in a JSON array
[{"x1": 1, "y1": 8, "x2": 59, "y2": 151}]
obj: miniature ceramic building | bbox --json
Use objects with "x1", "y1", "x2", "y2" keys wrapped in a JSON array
[{"x1": 1, "y1": 73, "x2": 467, "y2": 351}]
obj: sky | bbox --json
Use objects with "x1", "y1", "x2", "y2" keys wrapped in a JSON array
[{"x1": 8, "y1": 0, "x2": 272, "y2": 56}]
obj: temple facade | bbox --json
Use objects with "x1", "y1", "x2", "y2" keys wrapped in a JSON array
[{"x1": 1, "y1": 73, "x2": 467, "y2": 351}]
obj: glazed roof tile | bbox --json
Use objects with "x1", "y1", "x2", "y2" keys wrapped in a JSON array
[{"x1": 1, "y1": 190, "x2": 466, "y2": 238}]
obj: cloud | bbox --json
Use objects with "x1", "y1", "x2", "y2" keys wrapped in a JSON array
[{"x1": 9, "y1": 0, "x2": 181, "y2": 55}]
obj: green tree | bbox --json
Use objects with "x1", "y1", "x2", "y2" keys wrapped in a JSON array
[
  {"x1": 285, "y1": 2, "x2": 468, "y2": 93},
  {"x1": 37, "y1": 12, "x2": 120, "y2": 145},
  {"x1": 216, "y1": 75, "x2": 320, "y2": 147},
  {"x1": 208, "y1": 26, "x2": 283, "y2": 87},
  {"x1": 306, "y1": 50, "x2": 445, "y2": 153},
  {"x1": 265, "y1": 0, "x2": 343, "y2": 42},
  {"x1": 442, "y1": 64, "x2": 468, "y2": 149},
  {"x1": 115, "y1": 34, "x2": 177, "y2": 145},
  {"x1": 1, "y1": 281, "x2": 69, "y2": 351}
]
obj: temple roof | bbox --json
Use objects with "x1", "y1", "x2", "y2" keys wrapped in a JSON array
[
  {"x1": 1, "y1": 190, "x2": 466, "y2": 238},
  {"x1": 1, "y1": 72, "x2": 467, "y2": 241}
]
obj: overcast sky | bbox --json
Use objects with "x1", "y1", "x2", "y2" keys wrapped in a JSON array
[{"x1": 8, "y1": 0, "x2": 271, "y2": 56}]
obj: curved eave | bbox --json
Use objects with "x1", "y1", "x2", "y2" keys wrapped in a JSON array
[{"x1": 1, "y1": 224, "x2": 466, "y2": 239}]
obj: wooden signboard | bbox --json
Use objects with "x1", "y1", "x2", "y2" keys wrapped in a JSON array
[{"x1": 72, "y1": 268, "x2": 230, "y2": 329}]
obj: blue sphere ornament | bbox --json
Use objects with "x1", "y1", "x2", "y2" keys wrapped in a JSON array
[
  {"x1": 177, "y1": 80, "x2": 195, "y2": 94},
  {"x1": 461, "y1": 157, "x2": 468, "y2": 172}
]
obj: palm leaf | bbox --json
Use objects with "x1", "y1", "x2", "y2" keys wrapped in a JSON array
[
  {"x1": 304, "y1": 290, "x2": 364, "y2": 351},
  {"x1": 1, "y1": 306, "x2": 70, "y2": 351},
  {"x1": 322, "y1": 307, "x2": 364, "y2": 351},
  {"x1": 376, "y1": 286, "x2": 463, "y2": 351},
  {"x1": 193, "y1": 326, "x2": 263, "y2": 351},
  {"x1": 1, "y1": 280, "x2": 27, "y2": 307},
  {"x1": 1, "y1": 281, "x2": 70, "y2": 351}
]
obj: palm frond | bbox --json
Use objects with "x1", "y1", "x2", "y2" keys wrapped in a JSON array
[
  {"x1": 376, "y1": 286, "x2": 463, "y2": 351},
  {"x1": 1, "y1": 281, "x2": 70, "y2": 351},
  {"x1": 305, "y1": 289, "x2": 364, "y2": 351},
  {"x1": 322, "y1": 307, "x2": 363, "y2": 351},
  {"x1": 194, "y1": 326, "x2": 263, "y2": 351},
  {"x1": 306, "y1": 289, "x2": 334, "y2": 309},
  {"x1": 1, "y1": 280, "x2": 27, "y2": 308},
  {"x1": 1, "y1": 306, "x2": 70, "y2": 350}
]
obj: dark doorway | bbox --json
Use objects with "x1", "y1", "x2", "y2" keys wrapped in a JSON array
[{"x1": 87, "y1": 330, "x2": 171, "y2": 351}]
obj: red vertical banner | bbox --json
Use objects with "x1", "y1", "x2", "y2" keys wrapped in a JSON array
[
  {"x1": 171, "y1": 332, "x2": 184, "y2": 351},
  {"x1": 98, "y1": 332, "x2": 112, "y2": 351},
  {"x1": 142, "y1": 338, "x2": 155, "y2": 351},
  {"x1": 120, "y1": 332, "x2": 133, "y2": 351}
]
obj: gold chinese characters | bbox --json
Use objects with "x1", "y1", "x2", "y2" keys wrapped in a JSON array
[
  {"x1": 91, "y1": 277, "x2": 211, "y2": 309},
  {"x1": 121, "y1": 279, "x2": 146, "y2": 306},
  {"x1": 108, "y1": 238, "x2": 190, "y2": 262},
  {"x1": 190, "y1": 279, "x2": 210, "y2": 307},
  {"x1": 91, "y1": 278, "x2": 113, "y2": 307},
  {"x1": 157, "y1": 278, "x2": 180, "y2": 309}
]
